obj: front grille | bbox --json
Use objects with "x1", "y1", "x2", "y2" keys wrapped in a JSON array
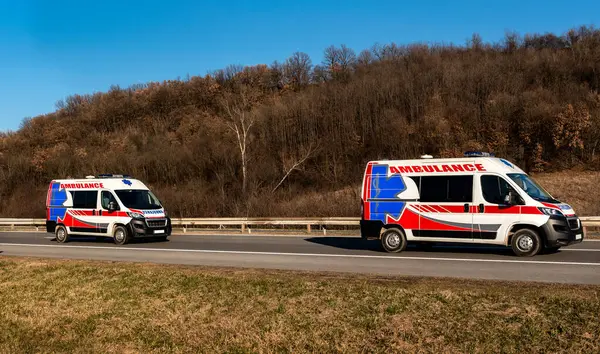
[
  {"x1": 567, "y1": 218, "x2": 580, "y2": 230},
  {"x1": 146, "y1": 219, "x2": 167, "y2": 228}
]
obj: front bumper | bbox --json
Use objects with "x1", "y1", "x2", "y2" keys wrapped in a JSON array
[
  {"x1": 541, "y1": 215, "x2": 584, "y2": 247},
  {"x1": 128, "y1": 217, "x2": 172, "y2": 237}
]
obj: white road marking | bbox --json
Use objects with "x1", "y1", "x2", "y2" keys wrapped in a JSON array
[
  {"x1": 1, "y1": 243, "x2": 599, "y2": 266},
  {"x1": 29, "y1": 239, "x2": 600, "y2": 252},
  {"x1": 560, "y1": 249, "x2": 600, "y2": 252}
]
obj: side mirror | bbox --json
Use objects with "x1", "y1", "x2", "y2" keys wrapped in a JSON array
[{"x1": 108, "y1": 201, "x2": 118, "y2": 212}]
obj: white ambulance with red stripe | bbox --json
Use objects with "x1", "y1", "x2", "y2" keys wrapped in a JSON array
[
  {"x1": 360, "y1": 152, "x2": 584, "y2": 256},
  {"x1": 46, "y1": 174, "x2": 172, "y2": 245}
]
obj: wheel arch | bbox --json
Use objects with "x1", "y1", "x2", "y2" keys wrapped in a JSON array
[
  {"x1": 506, "y1": 223, "x2": 547, "y2": 247},
  {"x1": 382, "y1": 223, "x2": 407, "y2": 237}
]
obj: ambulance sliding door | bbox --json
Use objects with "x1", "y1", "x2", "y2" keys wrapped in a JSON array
[{"x1": 412, "y1": 174, "x2": 475, "y2": 240}]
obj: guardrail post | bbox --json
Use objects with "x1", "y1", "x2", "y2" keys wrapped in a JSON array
[
  {"x1": 241, "y1": 223, "x2": 246, "y2": 233},
  {"x1": 307, "y1": 224, "x2": 311, "y2": 233},
  {"x1": 11, "y1": 224, "x2": 14, "y2": 231}
]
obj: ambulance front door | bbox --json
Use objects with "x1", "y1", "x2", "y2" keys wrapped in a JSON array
[{"x1": 472, "y1": 173, "x2": 522, "y2": 241}]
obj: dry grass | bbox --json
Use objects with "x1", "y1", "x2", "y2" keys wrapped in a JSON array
[
  {"x1": 0, "y1": 257, "x2": 599, "y2": 353},
  {"x1": 533, "y1": 171, "x2": 600, "y2": 216}
]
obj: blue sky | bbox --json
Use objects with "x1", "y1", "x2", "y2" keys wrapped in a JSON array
[{"x1": 0, "y1": 0, "x2": 598, "y2": 131}]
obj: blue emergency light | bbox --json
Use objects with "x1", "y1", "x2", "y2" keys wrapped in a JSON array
[
  {"x1": 96, "y1": 174, "x2": 131, "y2": 178},
  {"x1": 463, "y1": 151, "x2": 495, "y2": 157}
]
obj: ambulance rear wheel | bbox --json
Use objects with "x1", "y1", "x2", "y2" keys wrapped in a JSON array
[
  {"x1": 113, "y1": 225, "x2": 130, "y2": 245},
  {"x1": 511, "y1": 228, "x2": 542, "y2": 257},
  {"x1": 381, "y1": 228, "x2": 407, "y2": 253},
  {"x1": 55, "y1": 225, "x2": 69, "y2": 243}
]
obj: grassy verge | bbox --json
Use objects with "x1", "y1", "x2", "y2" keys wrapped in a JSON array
[{"x1": 0, "y1": 257, "x2": 599, "y2": 353}]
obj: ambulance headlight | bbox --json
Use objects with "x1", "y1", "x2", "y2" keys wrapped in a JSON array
[
  {"x1": 538, "y1": 207, "x2": 563, "y2": 217},
  {"x1": 127, "y1": 212, "x2": 144, "y2": 219}
]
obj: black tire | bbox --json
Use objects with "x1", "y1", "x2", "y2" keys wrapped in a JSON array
[
  {"x1": 55, "y1": 225, "x2": 69, "y2": 243},
  {"x1": 381, "y1": 228, "x2": 407, "y2": 253},
  {"x1": 511, "y1": 228, "x2": 542, "y2": 257},
  {"x1": 113, "y1": 225, "x2": 130, "y2": 245}
]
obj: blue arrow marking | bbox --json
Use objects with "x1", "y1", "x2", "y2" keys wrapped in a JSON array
[
  {"x1": 48, "y1": 182, "x2": 68, "y2": 222},
  {"x1": 500, "y1": 159, "x2": 514, "y2": 169},
  {"x1": 368, "y1": 165, "x2": 406, "y2": 222}
]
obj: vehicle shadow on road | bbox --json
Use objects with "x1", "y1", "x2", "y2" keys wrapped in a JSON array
[
  {"x1": 304, "y1": 237, "x2": 382, "y2": 251},
  {"x1": 49, "y1": 236, "x2": 170, "y2": 245},
  {"x1": 304, "y1": 237, "x2": 519, "y2": 257}
]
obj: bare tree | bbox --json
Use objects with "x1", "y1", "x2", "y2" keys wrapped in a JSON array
[
  {"x1": 283, "y1": 52, "x2": 313, "y2": 87},
  {"x1": 337, "y1": 44, "x2": 357, "y2": 70},
  {"x1": 357, "y1": 49, "x2": 374, "y2": 65},
  {"x1": 272, "y1": 143, "x2": 316, "y2": 193},
  {"x1": 311, "y1": 65, "x2": 329, "y2": 83},
  {"x1": 323, "y1": 45, "x2": 338, "y2": 69},
  {"x1": 222, "y1": 88, "x2": 256, "y2": 195},
  {"x1": 322, "y1": 44, "x2": 356, "y2": 80}
]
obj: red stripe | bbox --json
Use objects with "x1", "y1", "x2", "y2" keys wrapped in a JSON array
[
  {"x1": 420, "y1": 205, "x2": 437, "y2": 213},
  {"x1": 411, "y1": 205, "x2": 424, "y2": 212},
  {"x1": 387, "y1": 209, "x2": 472, "y2": 232},
  {"x1": 363, "y1": 163, "x2": 373, "y2": 220},
  {"x1": 483, "y1": 206, "x2": 521, "y2": 214},
  {"x1": 520, "y1": 206, "x2": 544, "y2": 215}
]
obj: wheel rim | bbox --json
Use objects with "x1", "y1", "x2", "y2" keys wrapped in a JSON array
[
  {"x1": 517, "y1": 234, "x2": 534, "y2": 252},
  {"x1": 386, "y1": 232, "x2": 401, "y2": 248},
  {"x1": 115, "y1": 229, "x2": 125, "y2": 242},
  {"x1": 57, "y1": 228, "x2": 65, "y2": 241}
]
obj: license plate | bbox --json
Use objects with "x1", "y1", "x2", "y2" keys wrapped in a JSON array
[
  {"x1": 576, "y1": 234, "x2": 582, "y2": 240},
  {"x1": 154, "y1": 230, "x2": 165, "y2": 234}
]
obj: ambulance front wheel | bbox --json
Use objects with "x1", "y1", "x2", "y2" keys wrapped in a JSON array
[
  {"x1": 55, "y1": 225, "x2": 70, "y2": 243},
  {"x1": 511, "y1": 228, "x2": 542, "y2": 257},
  {"x1": 113, "y1": 225, "x2": 130, "y2": 245},
  {"x1": 381, "y1": 228, "x2": 407, "y2": 253}
]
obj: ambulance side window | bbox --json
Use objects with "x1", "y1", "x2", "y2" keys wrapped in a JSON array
[
  {"x1": 101, "y1": 191, "x2": 117, "y2": 210},
  {"x1": 481, "y1": 175, "x2": 514, "y2": 204},
  {"x1": 71, "y1": 191, "x2": 98, "y2": 209},
  {"x1": 413, "y1": 175, "x2": 473, "y2": 203}
]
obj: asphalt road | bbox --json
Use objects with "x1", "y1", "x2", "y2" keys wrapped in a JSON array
[{"x1": 1, "y1": 232, "x2": 599, "y2": 284}]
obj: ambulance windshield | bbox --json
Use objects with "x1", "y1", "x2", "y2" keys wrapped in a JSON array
[
  {"x1": 115, "y1": 189, "x2": 162, "y2": 210},
  {"x1": 507, "y1": 174, "x2": 558, "y2": 203}
]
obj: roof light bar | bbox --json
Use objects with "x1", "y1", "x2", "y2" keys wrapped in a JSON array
[
  {"x1": 464, "y1": 151, "x2": 495, "y2": 157},
  {"x1": 96, "y1": 174, "x2": 131, "y2": 178}
]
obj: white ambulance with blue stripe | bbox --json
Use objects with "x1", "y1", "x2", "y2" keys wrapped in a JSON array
[
  {"x1": 46, "y1": 174, "x2": 172, "y2": 245},
  {"x1": 360, "y1": 152, "x2": 584, "y2": 256}
]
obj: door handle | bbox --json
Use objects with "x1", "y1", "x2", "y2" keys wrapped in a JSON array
[
  {"x1": 464, "y1": 203, "x2": 469, "y2": 213},
  {"x1": 478, "y1": 204, "x2": 484, "y2": 213}
]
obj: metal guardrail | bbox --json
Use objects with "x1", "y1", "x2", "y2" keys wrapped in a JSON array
[
  {"x1": 0, "y1": 217, "x2": 360, "y2": 234},
  {"x1": 0, "y1": 217, "x2": 598, "y2": 234}
]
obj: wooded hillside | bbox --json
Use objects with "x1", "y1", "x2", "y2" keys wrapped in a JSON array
[{"x1": 1, "y1": 26, "x2": 599, "y2": 217}]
